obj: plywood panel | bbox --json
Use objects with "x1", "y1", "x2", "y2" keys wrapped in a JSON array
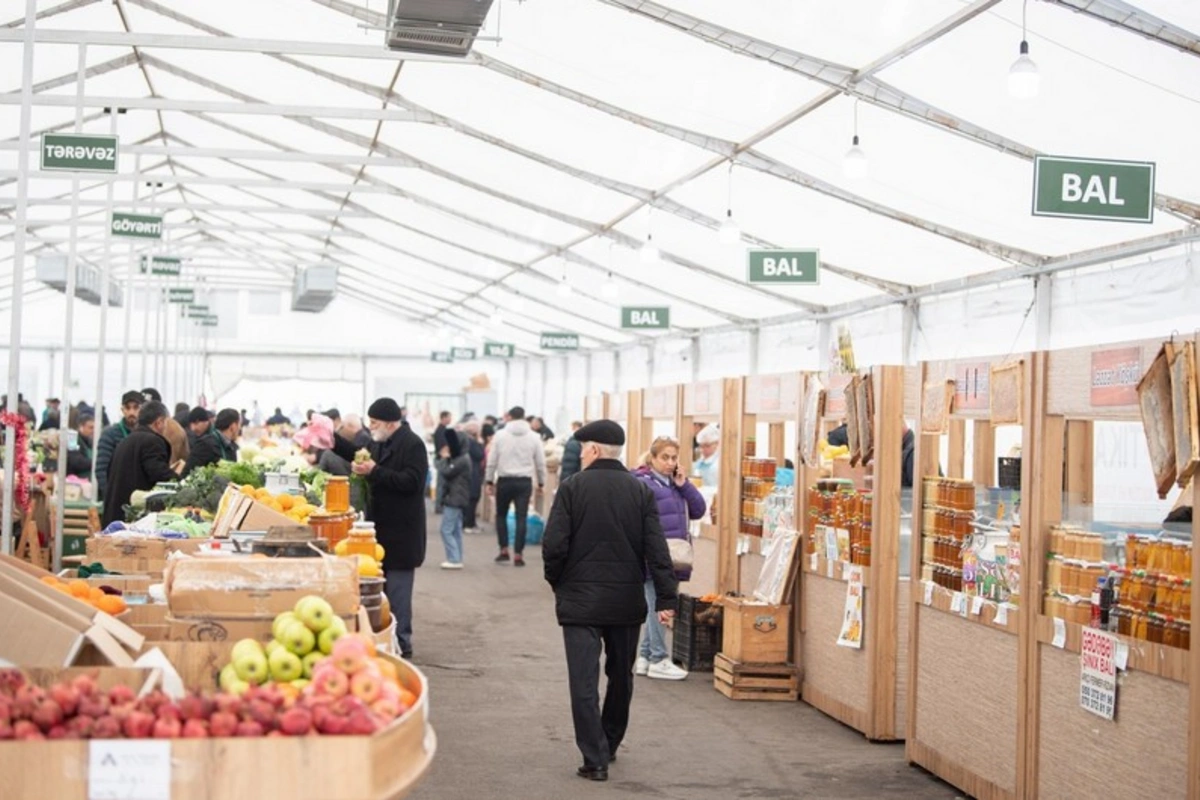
[
  {"x1": 688, "y1": 533, "x2": 719, "y2": 598},
  {"x1": 802, "y1": 572, "x2": 870, "y2": 722},
  {"x1": 895, "y1": 579, "x2": 910, "y2": 737},
  {"x1": 1038, "y1": 645, "x2": 1187, "y2": 800},
  {"x1": 915, "y1": 606, "x2": 1019, "y2": 795},
  {"x1": 683, "y1": 380, "x2": 723, "y2": 418},
  {"x1": 739, "y1": 551, "x2": 765, "y2": 603},
  {"x1": 1046, "y1": 339, "x2": 1160, "y2": 419}
]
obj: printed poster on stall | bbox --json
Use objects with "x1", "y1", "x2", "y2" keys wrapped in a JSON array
[
  {"x1": 1080, "y1": 627, "x2": 1117, "y2": 720},
  {"x1": 837, "y1": 565, "x2": 864, "y2": 649}
]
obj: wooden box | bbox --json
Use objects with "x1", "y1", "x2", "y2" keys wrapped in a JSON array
[
  {"x1": 713, "y1": 653, "x2": 799, "y2": 701},
  {"x1": 719, "y1": 597, "x2": 791, "y2": 664}
]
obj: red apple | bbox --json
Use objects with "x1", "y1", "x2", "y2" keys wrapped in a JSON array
[
  {"x1": 181, "y1": 719, "x2": 209, "y2": 738},
  {"x1": 178, "y1": 694, "x2": 207, "y2": 722},
  {"x1": 0, "y1": 720, "x2": 13, "y2": 740},
  {"x1": 244, "y1": 698, "x2": 275, "y2": 729},
  {"x1": 0, "y1": 669, "x2": 26, "y2": 697},
  {"x1": 330, "y1": 637, "x2": 370, "y2": 675},
  {"x1": 278, "y1": 706, "x2": 312, "y2": 736},
  {"x1": 77, "y1": 693, "x2": 110, "y2": 719},
  {"x1": 140, "y1": 691, "x2": 169, "y2": 714},
  {"x1": 13, "y1": 720, "x2": 44, "y2": 740},
  {"x1": 67, "y1": 715, "x2": 95, "y2": 738},
  {"x1": 153, "y1": 717, "x2": 181, "y2": 739},
  {"x1": 346, "y1": 709, "x2": 382, "y2": 736},
  {"x1": 13, "y1": 684, "x2": 45, "y2": 719},
  {"x1": 32, "y1": 699, "x2": 64, "y2": 732},
  {"x1": 155, "y1": 703, "x2": 182, "y2": 723},
  {"x1": 49, "y1": 683, "x2": 80, "y2": 717},
  {"x1": 91, "y1": 715, "x2": 121, "y2": 739},
  {"x1": 46, "y1": 725, "x2": 72, "y2": 740},
  {"x1": 309, "y1": 665, "x2": 350, "y2": 699},
  {"x1": 109, "y1": 702, "x2": 135, "y2": 723},
  {"x1": 0, "y1": 697, "x2": 11, "y2": 724},
  {"x1": 122, "y1": 710, "x2": 155, "y2": 739},
  {"x1": 371, "y1": 697, "x2": 400, "y2": 720},
  {"x1": 108, "y1": 685, "x2": 136, "y2": 706},
  {"x1": 350, "y1": 671, "x2": 381, "y2": 704},
  {"x1": 209, "y1": 711, "x2": 238, "y2": 738},
  {"x1": 71, "y1": 674, "x2": 98, "y2": 697},
  {"x1": 235, "y1": 720, "x2": 265, "y2": 737}
]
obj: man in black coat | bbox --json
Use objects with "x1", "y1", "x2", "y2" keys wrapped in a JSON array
[
  {"x1": 331, "y1": 397, "x2": 429, "y2": 659},
  {"x1": 100, "y1": 402, "x2": 179, "y2": 529},
  {"x1": 543, "y1": 420, "x2": 678, "y2": 782},
  {"x1": 182, "y1": 408, "x2": 240, "y2": 477}
]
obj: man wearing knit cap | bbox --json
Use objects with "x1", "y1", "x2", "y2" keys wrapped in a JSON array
[
  {"x1": 543, "y1": 419, "x2": 678, "y2": 782},
  {"x1": 331, "y1": 396, "x2": 429, "y2": 659}
]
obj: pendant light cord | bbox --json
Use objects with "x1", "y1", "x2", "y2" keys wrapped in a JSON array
[{"x1": 726, "y1": 162, "x2": 734, "y2": 214}]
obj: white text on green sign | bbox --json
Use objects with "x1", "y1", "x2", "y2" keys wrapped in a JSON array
[
  {"x1": 184, "y1": 306, "x2": 209, "y2": 319},
  {"x1": 1032, "y1": 156, "x2": 1155, "y2": 224},
  {"x1": 112, "y1": 212, "x2": 163, "y2": 240},
  {"x1": 200, "y1": 319, "x2": 218, "y2": 327},
  {"x1": 451, "y1": 347, "x2": 477, "y2": 360},
  {"x1": 484, "y1": 342, "x2": 514, "y2": 358},
  {"x1": 140, "y1": 255, "x2": 182, "y2": 276},
  {"x1": 747, "y1": 250, "x2": 820, "y2": 284},
  {"x1": 540, "y1": 333, "x2": 579, "y2": 351},
  {"x1": 167, "y1": 288, "x2": 194, "y2": 304},
  {"x1": 431, "y1": 352, "x2": 453, "y2": 363},
  {"x1": 621, "y1": 307, "x2": 670, "y2": 329},
  {"x1": 40, "y1": 133, "x2": 118, "y2": 173}
]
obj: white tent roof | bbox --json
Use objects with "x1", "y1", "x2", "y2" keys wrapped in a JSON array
[{"x1": 2, "y1": 0, "x2": 1199, "y2": 357}]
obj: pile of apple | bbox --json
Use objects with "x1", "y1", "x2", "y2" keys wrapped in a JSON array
[{"x1": 218, "y1": 596, "x2": 348, "y2": 696}]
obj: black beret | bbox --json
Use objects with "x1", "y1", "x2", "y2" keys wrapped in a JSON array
[
  {"x1": 368, "y1": 397, "x2": 403, "y2": 423},
  {"x1": 574, "y1": 419, "x2": 625, "y2": 447},
  {"x1": 187, "y1": 407, "x2": 213, "y2": 424}
]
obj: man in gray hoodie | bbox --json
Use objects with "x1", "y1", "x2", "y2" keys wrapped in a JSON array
[{"x1": 485, "y1": 406, "x2": 548, "y2": 567}]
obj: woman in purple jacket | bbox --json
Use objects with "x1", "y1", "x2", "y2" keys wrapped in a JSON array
[{"x1": 632, "y1": 436, "x2": 708, "y2": 680}]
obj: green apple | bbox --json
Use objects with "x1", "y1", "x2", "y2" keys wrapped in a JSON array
[
  {"x1": 281, "y1": 619, "x2": 316, "y2": 656},
  {"x1": 294, "y1": 596, "x2": 335, "y2": 633},
  {"x1": 272, "y1": 611, "x2": 299, "y2": 641},
  {"x1": 265, "y1": 640, "x2": 284, "y2": 656},
  {"x1": 317, "y1": 616, "x2": 348, "y2": 655},
  {"x1": 232, "y1": 646, "x2": 270, "y2": 685},
  {"x1": 230, "y1": 638, "x2": 264, "y2": 662},
  {"x1": 267, "y1": 647, "x2": 304, "y2": 683},
  {"x1": 218, "y1": 663, "x2": 239, "y2": 693},
  {"x1": 302, "y1": 651, "x2": 324, "y2": 679},
  {"x1": 291, "y1": 679, "x2": 310, "y2": 691}
]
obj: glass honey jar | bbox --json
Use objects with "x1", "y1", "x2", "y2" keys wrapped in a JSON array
[{"x1": 324, "y1": 476, "x2": 350, "y2": 513}]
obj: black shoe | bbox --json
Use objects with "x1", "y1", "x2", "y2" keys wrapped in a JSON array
[
  {"x1": 495, "y1": 551, "x2": 510, "y2": 563},
  {"x1": 577, "y1": 766, "x2": 608, "y2": 782},
  {"x1": 513, "y1": 555, "x2": 526, "y2": 567},
  {"x1": 401, "y1": 652, "x2": 413, "y2": 660}
]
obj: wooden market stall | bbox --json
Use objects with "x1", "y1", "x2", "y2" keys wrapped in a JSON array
[
  {"x1": 584, "y1": 393, "x2": 604, "y2": 423},
  {"x1": 1021, "y1": 337, "x2": 1197, "y2": 799},
  {"x1": 795, "y1": 366, "x2": 910, "y2": 740},
  {"x1": 684, "y1": 379, "x2": 726, "y2": 598},
  {"x1": 904, "y1": 354, "x2": 1032, "y2": 799},
  {"x1": 627, "y1": 384, "x2": 684, "y2": 470}
]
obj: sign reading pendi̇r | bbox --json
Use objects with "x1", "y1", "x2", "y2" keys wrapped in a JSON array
[
  {"x1": 40, "y1": 133, "x2": 118, "y2": 173},
  {"x1": 621, "y1": 307, "x2": 670, "y2": 330},
  {"x1": 111, "y1": 212, "x2": 163, "y2": 240},
  {"x1": 1033, "y1": 156, "x2": 1155, "y2": 223},
  {"x1": 540, "y1": 333, "x2": 579, "y2": 351},
  {"x1": 747, "y1": 249, "x2": 820, "y2": 284},
  {"x1": 484, "y1": 342, "x2": 514, "y2": 358}
]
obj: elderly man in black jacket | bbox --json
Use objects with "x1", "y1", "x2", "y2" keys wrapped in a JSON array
[
  {"x1": 331, "y1": 397, "x2": 429, "y2": 659},
  {"x1": 100, "y1": 402, "x2": 179, "y2": 529},
  {"x1": 543, "y1": 419, "x2": 678, "y2": 782}
]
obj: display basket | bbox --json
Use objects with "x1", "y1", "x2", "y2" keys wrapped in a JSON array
[
  {"x1": 672, "y1": 593, "x2": 722, "y2": 671},
  {"x1": 997, "y1": 457, "x2": 1021, "y2": 489}
]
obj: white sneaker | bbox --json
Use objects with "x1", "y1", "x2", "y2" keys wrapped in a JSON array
[
  {"x1": 647, "y1": 659, "x2": 688, "y2": 681},
  {"x1": 440, "y1": 561, "x2": 464, "y2": 570},
  {"x1": 634, "y1": 656, "x2": 650, "y2": 676}
]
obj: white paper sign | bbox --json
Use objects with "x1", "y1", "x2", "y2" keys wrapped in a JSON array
[
  {"x1": 810, "y1": 553, "x2": 819, "y2": 572},
  {"x1": 950, "y1": 592, "x2": 965, "y2": 614},
  {"x1": 89, "y1": 740, "x2": 171, "y2": 800},
  {"x1": 1052, "y1": 618, "x2": 1067, "y2": 649},
  {"x1": 1079, "y1": 627, "x2": 1117, "y2": 720},
  {"x1": 1114, "y1": 641, "x2": 1130, "y2": 671},
  {"x1": 994, "y1": 603, "x2": 1009, "y2": 626},
  {"x1": 826, "y1": 560, "x2": 835, "y2": 579},
  {"x1": 923, "y1": 581, "x2": 934, "y2": 606},
  {"x1": 836, "y1": 565, "x2": 865, "y2": 649},
  {"x1": 971, "y1": 596, "x2": 985, "y2": 616}
]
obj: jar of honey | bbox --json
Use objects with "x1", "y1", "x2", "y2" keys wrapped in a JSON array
[
  {"x1": 345, "y1": 521, "x2": 378, "y2": 558},
  {"x1": 325, "y1": 476, "x2": 351, "y2": 513}
]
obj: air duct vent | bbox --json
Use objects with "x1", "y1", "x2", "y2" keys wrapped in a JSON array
[
  {"x1": 385, "y1": 0, "x2": 496, "y2": 58},
  {"x1": 292, "y1": 265, "x2": 338, "y2": 313},
  {"x1": 35, "y1": 254, "x2": 120, "y2": 307}
]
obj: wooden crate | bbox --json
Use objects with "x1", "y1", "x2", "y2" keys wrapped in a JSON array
[
  {"x1": 719, "y1": 597, "x2": 791, "y2": 664},
  {"x1": 713, "y1": 653, "x2": 799, "y2": 702}
]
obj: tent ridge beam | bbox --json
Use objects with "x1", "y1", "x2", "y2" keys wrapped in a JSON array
[{"x1": 1043, "y1": 0, "x2": 1200, "y2": 58}]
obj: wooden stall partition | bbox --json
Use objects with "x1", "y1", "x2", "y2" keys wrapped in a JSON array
[
  {"x1": 624, "y1": 390, "x2": 645, "y2": 470},
  {"x1": 1030, "y1": 338, "x2": 1194, "y2": 800},
  {"x1": 798, "y1": 366, "x2": 908, "y2": 740},
  {"x1": 683, "y1": 379, "x2": 726, "y2": 598},
  {"x1": 717, "y1": 378, "x2": 746, "y2": 595},
  {"x1": 906, "y1": 355, "x2": 1032, "y2": 800},
  {"x1": 584, "y1": 394, "x2": 604, "y2": 423}
]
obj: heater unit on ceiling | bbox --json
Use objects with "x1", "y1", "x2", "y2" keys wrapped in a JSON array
[
  {"x1": 385, "y1": 0, "x2": 497, "y2": 58},
  {"x1": 35, "y1": 254, "x2": 121, "y2": 307},
  {"x1": 292, "y1": 265, "x2": 338, "y2": 313}
]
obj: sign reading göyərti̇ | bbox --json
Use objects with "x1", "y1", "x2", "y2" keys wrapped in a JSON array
[
  {"x1": 111, "y1": 212, "x2": 164, "y2": 240},
  {"x1": 40, "y1": 133, "x2": 118, "y2": 172},
  {"x1": 1033, "y1": 156, "x2": 1155, "y2": 223},
  {"x1": 540, "y1": 333, "x2": 579, "y2": 351}
]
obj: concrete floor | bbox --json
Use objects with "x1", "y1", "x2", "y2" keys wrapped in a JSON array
[{"x1": 407, "y1": 522, "x2": 960, "y2": 800}]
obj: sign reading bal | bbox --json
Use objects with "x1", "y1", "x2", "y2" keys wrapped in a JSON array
[
  {"x1": 1033, "y1": 156, "x2": 1155, "y2": 223},
  {"x1": 747, "y1": 250, "x2": 820, "y2": 284}
]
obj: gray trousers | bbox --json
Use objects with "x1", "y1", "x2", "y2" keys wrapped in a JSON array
[{"x1": 385, "y1": 568, "x2": 415, "y2": 657}]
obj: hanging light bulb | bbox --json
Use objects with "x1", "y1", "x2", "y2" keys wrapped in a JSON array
[
  {"x1": 1008, "y1": 1, "x2": 1040, "y2": 99},
  {"x1": 843, "y1": 136, "x2": 868, "y2": 179},
  {"x1": 842, "y1": 98, "x2": 868, "y2": 180},
  {"x1": 718, "y1": 210, "x2": 741, "y2": 245},
  {"x1": 639, "y1": 234, "x2": 660, "y2": 265},
  {"x1": 602, "y1": 272, "x2": 619, "y2": 300},
  {"x1": 489, "y1": 308, "x2": 503, "y2": 327},
  {"x1": 1008, "y1": 41, "x2": 1040, "y2": 99},
  {"x1": 511, "y1": 293, "x2": 526, "y2": 313},
  {"x1": 556, "y1": 278, "x2": 573, "y2": 298}
]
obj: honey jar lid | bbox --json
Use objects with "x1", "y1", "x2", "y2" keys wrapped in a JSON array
[{"x1": 327, "y1": 476, "x2": 349, "y2": 484}]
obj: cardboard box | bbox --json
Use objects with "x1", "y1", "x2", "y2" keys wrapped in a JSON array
[
  {"x1": 57, "y1": 569, "x2": 153, "y2": 597},
  {"x1": 85, "y1": 535, "x2": 209, "y2": 577},
  {"x1": 0, "y1": 648, "x2": 434, "y2": 800},
  {"x1": 0, "y1": 555, "x2": 143, "y2": 667},
  {"x1": 719, "y1": 597, "x2": 791, "y2": 665},
  {"x1": 163, "y1": 611, "x2": 357, "y2": 644},
  {"x1": 210, "y1": 487, "x2": 298, "y2": 538}
]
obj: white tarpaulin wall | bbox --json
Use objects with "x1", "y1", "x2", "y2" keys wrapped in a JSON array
[{"x1": 1, "y1": 0, "x2": 1199, "y2": 421}]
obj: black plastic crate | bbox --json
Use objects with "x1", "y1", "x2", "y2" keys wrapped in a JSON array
[
  {"x1": 672, "y1": 594, "x2": 722, "y2": 672},
  {"x1": 998, "y1": 457, "x2": 1021, "y2": 489}
]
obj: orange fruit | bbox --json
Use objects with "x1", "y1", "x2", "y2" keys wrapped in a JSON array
[
  {"x1": 89, "y1": 587, "x2": 106, "y2": 604},
  {"x1": 374, "y1": 658, "x2": 399, "y2": 684},
  {"x1": 398, "y1": 688, "x2": 418, "y2": 708},
  {"x1": 52, "y1": 583, "x2": 72, "y2": 594},
  {"x1": 40, "y1": 576, "x2": 60, "y2": 586},
  {"x1": 68, "y1": 580, "x2": 91, "y2": 599},
  {"x1": 97, "y1": 595, "x2": 126, "y2": 616}
]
